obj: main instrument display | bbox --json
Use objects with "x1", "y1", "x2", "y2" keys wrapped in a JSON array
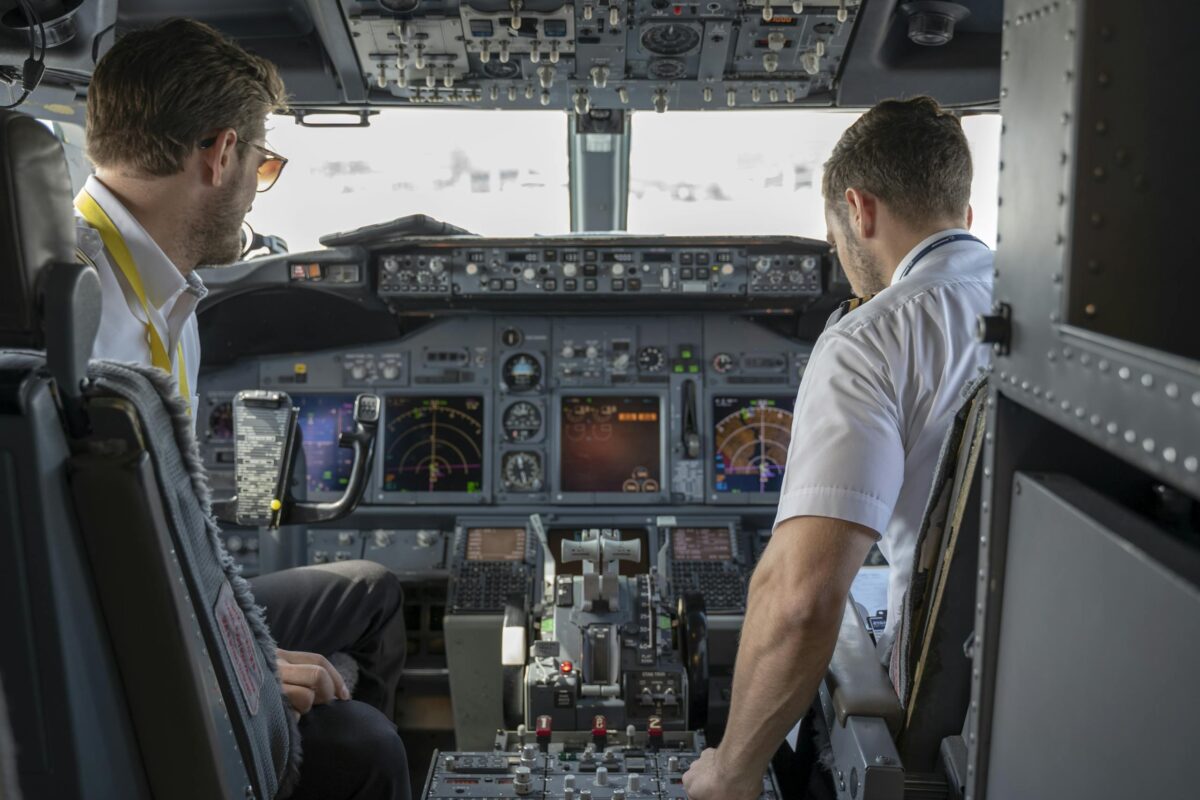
[
  {"x1": 294, "y1": 394, "x2": 358, "y2": 494},
  {"x1": 712, "y1": 396, "x2": 795, "y2": 495},
  {"x1": 560, "y1": 396, "x2": 661, "y2": 494},
  {"x1": 383, "y1": 396, "x2": 485, "y2": 493}
]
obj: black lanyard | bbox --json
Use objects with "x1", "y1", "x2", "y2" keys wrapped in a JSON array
[{"x1": 896, "y1": 233, "x2": 988, "y2": 282}]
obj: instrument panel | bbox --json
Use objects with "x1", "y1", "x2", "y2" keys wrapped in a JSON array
[{"x1": 200, "y1": 313, "x2": 810, "y2": 508}]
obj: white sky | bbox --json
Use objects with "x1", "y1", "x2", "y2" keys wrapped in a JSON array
[{"x1": 242, "y1": 109, "x2": 1001, "y2": 253}]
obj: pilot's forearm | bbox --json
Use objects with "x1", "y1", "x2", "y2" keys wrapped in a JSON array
[
  {"x1": 716, "y1": 569, "x2": 844, "y2": 783},
  {"x1": 715, "y1": 516, "x2": 875, "y2": 785}
]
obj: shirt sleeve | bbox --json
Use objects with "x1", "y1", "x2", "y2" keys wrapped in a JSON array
[{"x1": 773, "y1": 330, "x2": 905, "y2": 537}]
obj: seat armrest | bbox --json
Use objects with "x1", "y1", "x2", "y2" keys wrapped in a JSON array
[{"x1": 825, "y1": 599, "x2": 904, "y2": 736}]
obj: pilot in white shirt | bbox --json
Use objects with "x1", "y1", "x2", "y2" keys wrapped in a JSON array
[
  {"x1": 684, "y1": 97, "x2": 993, "y2": 800},
  {"x1": 75, "y1": 175, "x2": 206, "y2": 418},
  {"x1": 775, "y1": 227, "x2": 993, "y2": 658}
]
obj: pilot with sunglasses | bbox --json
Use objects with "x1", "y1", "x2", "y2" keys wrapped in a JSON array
[{"x1": 75, "y1": 18, "x2": 411, "y2": 800}]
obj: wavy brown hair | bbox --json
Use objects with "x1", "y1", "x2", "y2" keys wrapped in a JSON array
[{"x1": 86, "y1": 18, "x2": 286, "y2": 176}]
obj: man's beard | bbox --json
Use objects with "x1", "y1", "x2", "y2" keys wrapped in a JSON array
[
  {"x1": 842, "y1": 229, "x2": 888, "y2": 296},
  {"x1": 188, "y1": 180, "x2": 248, "y2": 268}
]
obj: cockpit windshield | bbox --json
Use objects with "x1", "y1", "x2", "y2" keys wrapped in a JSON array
[
  {"x1": 629, "y1": 110, "x2": 1001, "y2": 242},
  {"x1": 244, "y1": 110, "x2": 570, "y2": 252}
]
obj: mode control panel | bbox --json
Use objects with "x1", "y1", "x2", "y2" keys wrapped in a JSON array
[{"x1": 376, "y1": 237, "x2": 828, "y2": 301}]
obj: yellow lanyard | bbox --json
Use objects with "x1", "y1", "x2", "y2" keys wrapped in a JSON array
[{"x1": 74, "y1": 190, "x2": 192, "y2": 415}]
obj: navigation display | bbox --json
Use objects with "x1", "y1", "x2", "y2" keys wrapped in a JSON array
[
  {"x1": 712, "y1": 396, "x2": 795, "y2": 494},
  {"x1": 383, "y1": 396, "x2": 485, "y2": 493},
  {"x1": 465, "y1": 528, "x2": 526, "y2": 562},
  {"x1": 671, "y1": 527, "x2": 734, "y2": 562},
  {"x1": 294, "y1": 394, "x2": 357, "y2": 494},
  {"x1": 548, "y1": 528, "x2": 650, "y2": 576},
  {"x1": 560, "y1": 396, "x2": 661, "y2": 494}
]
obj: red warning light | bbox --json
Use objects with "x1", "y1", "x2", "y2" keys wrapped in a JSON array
[
  {"x1": 560, "y1": 661, "x2": 573, "y2": 674},
  {"x1": 673, "y1": 5, "x2": 683, "y2": 14},
  {"x1": 592, "y1": 715, "x2": 608, "y2": 737}
]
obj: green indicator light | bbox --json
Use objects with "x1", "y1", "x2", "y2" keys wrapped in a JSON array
[
  {"x1": 674, "y1": 365, "x2": 684, "y2": 373},
  {"x1": 681, "y1": 350, "x2": 692, "y2": 359},
  {"x1": 688, "y1": 365, "x2": 699, "y2": 373}
]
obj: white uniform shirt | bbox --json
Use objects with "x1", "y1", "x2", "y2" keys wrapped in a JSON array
[
  {"x1": 773, "y1": 229, "x2": 994, "y2": 656},
  {"x1": 76, "y1": 175, "x2": 206, "y2": 417}
]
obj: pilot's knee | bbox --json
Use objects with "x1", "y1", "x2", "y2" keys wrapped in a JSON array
[{"x1": 299, "y1": 701, "x2": 410, "y2": 800}]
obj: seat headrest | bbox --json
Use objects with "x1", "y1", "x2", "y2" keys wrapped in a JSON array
[{"x1": 0, "y1": 111, "x2": 76, "y2": 349}]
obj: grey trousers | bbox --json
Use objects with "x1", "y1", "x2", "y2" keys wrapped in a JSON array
[{"x1": 249, "y1": 560, "x2": 407, "y2": 719}]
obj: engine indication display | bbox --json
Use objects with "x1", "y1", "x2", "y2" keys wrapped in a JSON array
[
  {"x1": 383, "y1": 396, "x2": 485, "y2": 493},
  {"x1": 712, "y1": 396, "x2": 795, "y2": 494},
  {"x1": 294, "y1": 394, "x2": 357, "y2": 494},
  {"x1": 560, "y1": 395, "x2": 662, "y2": 494}
]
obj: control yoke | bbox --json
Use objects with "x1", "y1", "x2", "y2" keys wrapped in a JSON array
[{"x1": 212, "y1": 390, "x2": 381, "y2": 529}]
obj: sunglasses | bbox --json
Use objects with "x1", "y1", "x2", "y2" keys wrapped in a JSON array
[{"x1": 198, "y1": 135, "x2": 288, "y2": 192}]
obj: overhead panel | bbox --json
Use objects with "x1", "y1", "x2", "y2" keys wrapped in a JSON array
[{"x1": 339, "y1": 0, "x2": 860, "y2": 111}]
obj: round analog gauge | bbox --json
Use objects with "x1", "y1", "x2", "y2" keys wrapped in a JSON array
[
  {"x1": 637, "y1": 346, "x2": 665, "y2": 372},
  {"x1": 502, "y1": 451, "x2": 543, "y2": 492},
  {"x1": 502, "y1": 353, "x2": 542, "y2": 391},
  {"x1": 503, "y1": 401, "x2": 543, "y2": 442},
  {"x1": 712, "y1": 353, "x2": 736, "y2": 374}
]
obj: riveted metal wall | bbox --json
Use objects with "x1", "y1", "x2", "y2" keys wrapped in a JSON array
[{"x1": 966, "y1": 2, "x2": 1200, "y2": 797}]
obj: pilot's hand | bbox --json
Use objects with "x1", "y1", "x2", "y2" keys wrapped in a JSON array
[
  {"x1": 681, "y1": 748, "x2": 763, "y2": 800},
  {"x1": 276, "y1": 648, "x2": 351, "y2": 715}
]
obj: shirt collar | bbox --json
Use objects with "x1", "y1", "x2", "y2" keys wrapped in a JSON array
[
  {"x1": 890, "y1": 227, "x2": 974, "y2": 287},
  {"x1": 81, "y1": 175, "x2": 189, "y2": 310}
]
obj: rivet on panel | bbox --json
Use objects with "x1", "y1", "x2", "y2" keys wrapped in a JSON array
[
  {"x1": 1075, "y1": 407, "x2": 1086, "y2": 419},
  {"x1": 1046, "y1": 351, "x2": 1056, "y2": 362},
  {"x1": 1085, "y1": 303, "x2": 1098, "y2": 317},
  {"x1": 1060, "y1": 400, "x2": 1071, "y2": 412},
  {"x1": 1141, "y1": 374, "x2": 1154, "y2": 388},
  {"x1": 1089, "y1": 414, "x2": 1101, "y2": 427},
  {"x1": 1124, "y1": 430, "x2": 1137, "y2": 444},
  {"x1": 1093, "y1": 166, "x2": 1106, "y2": 181},
  {"x1": 1021, "y1": 381, "x2": 1030, "y2": 392},
  {"x1": 1094, "y1": 120, "x2": 1107, "y2": 135},
  {"x1": 1143, "y1": 438, "x2": 1156, "y2": 454},
  {"x1": 1098, "y1": 359, "x2": 1109, "y2": 372},
  {"x1": 1192, "y1": 391, "x2": 1200, "y2": 408},
  {"x1": 1062, "y1": 347, "x2": 1073, "y2": 359},
  {"x1": 1163, "y1": 448, "x2": 1177, "y2": 464},
  {"x1": 1185, "y1": 456, "x2": 1198, "y2": 474},
  {"x1": 1118, "y1": 366, "x2": 1131, "y2": 381},
  {"x1": 1165, "y1": 383, "x2": 1179, "y2": 399},
  {"x1": 1106, "y1": 422, "x2": 1118, "y2": 435},
  {"x1": 1080, "y1": 354, "x2": 1091, "y2": 367},
  {"x1": 1045, "y1": 391, "x2": 1055, "y2": 403}
]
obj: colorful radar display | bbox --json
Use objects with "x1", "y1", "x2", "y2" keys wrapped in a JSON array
[
  {"x1": 383, "y1": 396, "x2": 485, "y2": 493},
  {"x1": 712, "y1": 396, "x2": 795, "y2": 494}
]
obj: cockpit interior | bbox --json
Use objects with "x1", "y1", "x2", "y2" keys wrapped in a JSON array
[{"x1": 1, "y1": 1, "x2": 1197, "y2": 800}]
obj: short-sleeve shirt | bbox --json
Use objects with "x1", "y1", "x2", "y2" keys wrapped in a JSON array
[{"x1": 773, "y1": 229, "x2": 994, "y2": 655}]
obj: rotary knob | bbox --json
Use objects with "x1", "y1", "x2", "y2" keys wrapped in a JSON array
[
  {"x1": 595, "y1": 767, "x2": 608, "y2": 786},
  {"x1": 755, "y1": 256, "x2": 772, "y2": 273},
  {"x1": 428, "y1": 257, "x2": 445, "y2": 274},
  {"x1": 382, "y1": 364, "x2": 399, "y2": 380},
  {"x1": 350, "y1": 364, "x2": 367, "y2": 380},
  {"x1": 523, "y1": 267, "x2": 537, "y2": 281},
  {"x1": 628, "y1": 773, "x2": 641, "y2": 792},
  {"x1": 563, "y1": 262, "x2": 578, "y2": 278},
  {"x1": 373, "y1": 530, "x2": 394, "y2": 548},
  {"x1": 585, "y1": 345, "x2": 599, "y2": 359},
  {"x1": 513, "y1": 765, "x2": 533, "y2": 796}
]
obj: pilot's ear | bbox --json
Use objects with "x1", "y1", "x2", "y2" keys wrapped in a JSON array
[
  {"x1": 845, "y1": 188, "x2": 875, "y2": 238},
  {"x1": 198, "y1": 128, "x2": 239, "y2": 189},
  {"x1": 967, "y1": 203, "x2": 975, "y2": 230}
]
